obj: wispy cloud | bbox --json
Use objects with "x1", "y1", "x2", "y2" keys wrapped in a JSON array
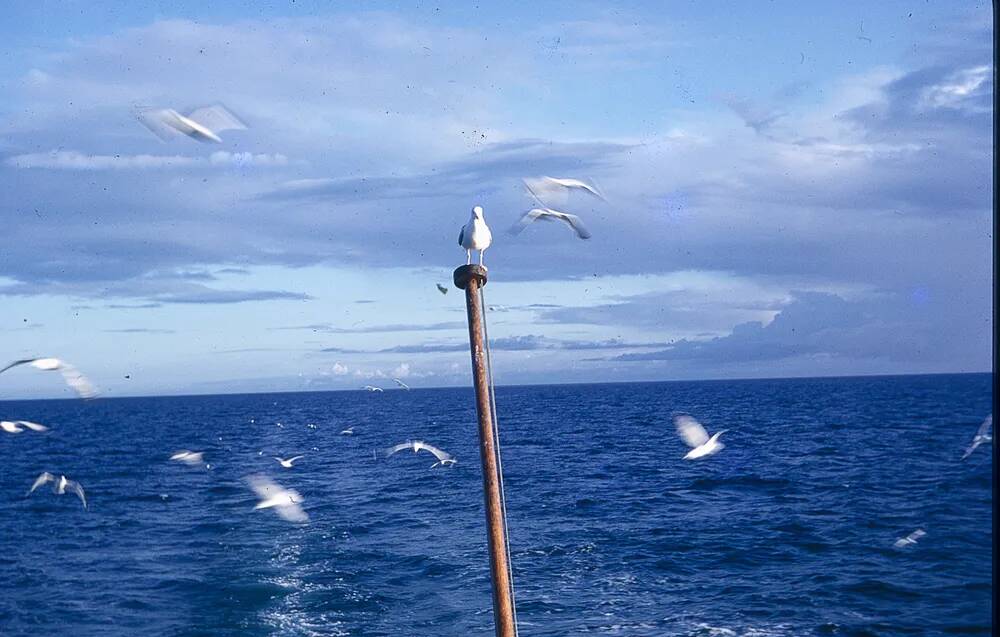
[
  {"x1": 321, "y1": 334, "x2": 669, "y2": 354},
  {"x1": 103, "y1": 327, "x2": 176, "y2": 334},
  {"x1": 5, "y1": 150, "x2": 290, "y2": 170},
  {"x1": 276, "y1": 321, "x2": 465, "y2": 334}
]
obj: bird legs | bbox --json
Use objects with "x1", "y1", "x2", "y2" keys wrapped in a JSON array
[
  {"x1": 479, "y1": 248, "x2": 486, "y2": 266},
  {"x1": 466, "y1": 249, "x2": 472, "y2": 265}
]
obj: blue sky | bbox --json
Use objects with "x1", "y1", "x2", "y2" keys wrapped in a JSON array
[{"x1": 0, "y1": 1, "x2": 992, "y2": 398}]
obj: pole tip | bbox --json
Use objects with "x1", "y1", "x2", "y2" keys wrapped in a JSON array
[{"x1": 454, "y1": 264, "x2": 488, "y2": 290}]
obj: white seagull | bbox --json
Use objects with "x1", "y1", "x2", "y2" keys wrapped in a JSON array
[
  {"x1": 1, "y1": 357, "x2": 98, "y2": 399},
  {"x1": 363, "y1": 385, "x2": 384, "y2": 392},
  {"x1": 458, "y1": 205, "x2": 493, "y2": 266},
  {"x1": 170, "y1": 450, "x2": 207, "y2": 467},
  {"x1": 510, "y1": 207, "x2": 592, "y2": 240},
  {"x1": 674, "y1": 415, "x2": 727, "y2": 460},
  {"x1": 136, "y1": 103, "x2": 247, "y2": 144},
  {"x1": 961, "y1": 414, "x2": 992, "y2": 460},
  {"x1": 383, "y1": 440, "x2": 457, "y2": 468},
  {"x1": 436, "y1": 283, "x2": 449, "y2": 295},
  {"x1": 392, "y1": 378, "x2": 411, "y2": 390},
  {"x1": 893, "y1": 528, "x2": 926, "y2": 548},
  {"x1": 2, "y1": 420, "x2": 49, "y2": 434},
  {"x1": 523, "y1": 176, "x2": 605, "y2": 206},
  {"x1": 246, "y1": 475, "x2": 308, "y2": 523},
  {"x1": 341, "y1": 427, "x2": 355, "y2": 435},
  {"x1": 274, "y1": 455, "x2": 304, "y2": 469},
  {"x1": 27, "y1": 472, "x2": 87, "y2": 509}
]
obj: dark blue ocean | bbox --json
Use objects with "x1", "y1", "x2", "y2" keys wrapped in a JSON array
[{"x1": 0, "y1": 373, "x2": 992, "y2": 636}]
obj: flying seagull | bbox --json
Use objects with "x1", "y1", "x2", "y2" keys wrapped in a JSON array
[
  {"x1": 170, "y1": 450, "x2": 207, "y2": 467},
  {"x1": 510, "y1": 207, "x2": 592, "y2": 240},
  {"x1": 523, "y1": 176, "x2": 605, "y2": 207},
  {"x1": 137, "y1": 103, "x2": 247, "y2": 143},
  {"x1": 459, "y1": 205, "x2": 493, "y2": 266},
  {"x1": 383, "y1": 440, "x2": 457, "y2": 468},
  {"x1": 961, "y1": 414, "x2": 992, "y2": 460},
  {"x1": 436, "y1": 283, "x2": 449, "y2": 295},
  {"x1": 0, "y1": 357, "x2": 98, "y2": 399},
  {"x1": 674, "y1": 415, "x2": 727, "y2": 460},
  {"x1": 274, "y1": 455, "x2": 303, "y2": 469},
  {"x1": 893, "y1": 528, "x2": 926, "y2": 548},
  {"x1": 363, "y1": 385, "x2": 384, "y2": 392},
  {"x1": 27, "y1": 472, "x2": 87, "y2": 509},
  {"x1": 341, "y1": 426, "x2": 355, "y2": 435},
  {"x1": 245, "y1": 474, "x2": 308, "y2": 523},
  {"x1": 392, "y1": 378, "x2": 411, "y2": 390},
  {"x1": 1, "y1": 420, "x2": 48, "y2": 434}
]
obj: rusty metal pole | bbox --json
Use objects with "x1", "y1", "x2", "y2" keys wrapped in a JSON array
[{"x1": 454, "y1": 264, "x2": 516, "y2": 637}]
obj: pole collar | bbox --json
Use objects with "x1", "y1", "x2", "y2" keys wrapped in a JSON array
[{"x1": 454, "y1": 264, "x2": 488, "y2": 290}]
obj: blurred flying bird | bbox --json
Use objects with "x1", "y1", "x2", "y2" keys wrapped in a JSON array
[
  {"x1": 383, "y1": 440, "x2": 456, "y2": 468},
  {"x1": 274, "y1": 455, "x2": 303, "y2": 469},
  {"x1": 459, "y1": 205, "x2": 492, "y2": 265},
  {"x1": 523, "y1": 176, "x2": 605, "y2": 207},
  {"x1": 961, "y1": 414, "x2": 992, "y2": 460},
  {"x1": 170, "y1": 450, "x2": 207, "y2": 467},
  {"x1": 436, "y1": 283, "x2": 449, "y2": 295},
  {"x1": 28, "y1": 472, "x2": 87, "y2": 509},
  {"x1": 363, "y1": 385, "x2": 384, "y2": 392},
  {"x1": 341, "y1": 427, "x2": 355, "y2": 435},
  {"x1": 510, "y1": 207, "x2": 591, "y2": 240},
  {"x1": 136, "y1": 103, "x2": 247, "y2": 143},
  {"x1": 0, "y1": 357, "x2": 97, "y2": 399},
  {"x1": 392, "y1": 378, "x2": 411, "y2": 390},
  {"x1": 893, "y1": 528, "x2": 926, "y2": 548},
  {"x1": 246, "y1": 475, "x2": 308, "y2": 523},
  {"x1": 1, "y1": 420, "x2": 48, "y2": 434},
  {"x1": 674, "y1": 415, "x2": 727, "y2": 460}
]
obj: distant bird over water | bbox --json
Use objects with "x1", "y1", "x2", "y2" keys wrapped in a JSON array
[
  {"x1": 363, "y1": 385, "x2": 384, "y2": 392},
  {"x1": 1, "y1": 357, "x2": 97, "y2": 399},
  {"x1": 170, "y1": 450, "x2": 207, "y2": 467},
  {"x1": 137, "y1": 103, "x2": 247, "y2": 143},
  {"x1": 274, "y1": 455, "x2": 303, "y2": 469},
  {"x1": 510, "y1": 207, "x2": 592, "y2": 240},
  {"x1": 28, "y1": 472, "x2": 87, "y2": 509},
  {"x1": 894, "y1": 528, "x2": 926, "y2": 548},
  {"x1": 459, "y1": 205, "x2": 492, "y2": 265},
  {"x1": 341, "y1": 427, "x2": 355, "y2": 435},
  {"x1": 383, "y1": 440, "x2": 456, "y2": 468},
  {"x1": 436, "y1": 283, "x2": 448, "y2": 295},
  {"x1": 392, "y1": 378, "x2": 411, "y2": 390},
  {"x1": 246, "y1": 475, "x2": 308, "y2": 523},
  {"x1": 961, "y1": 414, "x2": 992, "y2": 460},
  {"x1": 1, "y1": 420, "x2": 48, "y2": 434},
  {"x1": 674, "y1": 415, "x2": 727, "y2": 460}
]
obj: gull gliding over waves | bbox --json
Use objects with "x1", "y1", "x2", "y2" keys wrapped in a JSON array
[
  {"x1": 137, "y1": 103, "x2": 247, "y2": 143},
  {"x1": 170, "y1": 450, "x2": 208, "y2": 468},
  {"x1": 28, "y1": 472, "x2": 87, "y2": 509},
  {"x1": 392, "y1": 378, "x2": 411, "y2": 390},
  {"x1": 246, "y1": 475, "x2": 308, "y2": 523},
  {"x1": 459, "y1": 205, "x2": 492, "y2": 265},
  {"x1": 274, "y1": 456, "x2": 304, "y2": 469},
  {"x1": 961, "y1": 414, "x2": 992, "y2": 460},
  {"x1": 383, "y1": 440, "x2": 457, "y2": 468},
  {"x1": 894, "y1": 528, "x2": 926, "y2": 548},
  {"x1": 341, "y1": 427, "x2": 355, "y2": 435},
  {"x1": 2, "y1": 420, "x2": 49, "y2": 434},
  {"x1": 363, "y1": 385, "x2": 384, "y2": 392},
  {"x1": 674, "y1": 415, "x2": 727, "y2": 460},
  {"x1": 0, "y1": 358, "x2": 98, "y2": 399},
  {"x1": 510, "y1": 207, "x2": 592, "y2": 240}
]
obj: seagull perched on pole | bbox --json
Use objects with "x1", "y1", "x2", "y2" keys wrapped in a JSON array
[
  {"x1": 27, "y1": 472, "x2": 87, "y2": 509},
  {"x1": 382, "y1": 440, "x2": 457, "y2": 468},
  {"x1": 136, "y1": 103, "x2": 247, "y2": 143},
  {"x1": 1, "y1": 357, "x2": 98, "y2": 399},
  {"x1": 459, "y1": 205, "x2": 493, "y2": 266},
  {"x1": 674, "y1": 415, "x2": 727, "y2": 460},
  {"x1": 510, "y1": 207, "x2": 592, "y2": 240},
  {"x1": 961, "y1": 414, "x2": 992, "y2": 460}
]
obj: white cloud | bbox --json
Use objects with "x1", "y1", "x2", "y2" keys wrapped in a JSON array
[{"x1": 6, "y1": 150, "x2": 291, "y2": 170}]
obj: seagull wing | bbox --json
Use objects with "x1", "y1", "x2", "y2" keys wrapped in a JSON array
[
  {"x1": 1, "y1": 421, "x2": 23, "y2": 433},
  {"x1": 554, "y1": 210, "x2": 591, "y2": 239},
  {"x1": 273, "y1": 492, "x2": 309, "y2": 523},
  {"x1": 393, "y1": 378, "x2": 411, "y2": 390},
  {"x1": 414, "y1": 441, "x2": 453, "y2": 463},
  {"x1": 975, "y1": 414, "x2": 992, "y2": 439},
  {"x1": 288, "y1": 456, "x2": 304, "y2": 464},
  {"x1": 185, "y1": 104, "x2": 247, "y2": 133},
  {"x1": 675, "y1": 415, "x2": 710, "y2": 448},
  {"x1": 16, "y1": 420, "x2": 49, "y2": 432},
  {"x1": 458, "y1": 226, "x2": 466, "y2": 246},
  {"x1": 383, "y1": 441, "x2": 414, "y2": 458},
  {"x1": 57, "y1": 363, "x2": 98, "y2": 399},
  {"x1": 546, "y1": 177, "x2": 606, "y2": 201},
  {"x1": 246, "y1": 474, "x2": 285, "y2": 501},
  {"x1": 0, "y1": 359, "x2": 36, "y2": 375},
  {"x1": 28, "y1": 472, "x2": 55, "y2": 494},
  {"x1": 66, "y1": 480, "x2": 87, "y2": 509},
  {"x1": 436, "y1": 284, "x2": 448, "y2": 294},
  {"x1": 523, "y1": 177, "x2": 567, "y2": 207},
  {"x1": 509, "y1": 208, "x2": 546, "y2": 235},
  {"x1": 136, "y1": 108, "x2": 185, "y2": 141}
]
